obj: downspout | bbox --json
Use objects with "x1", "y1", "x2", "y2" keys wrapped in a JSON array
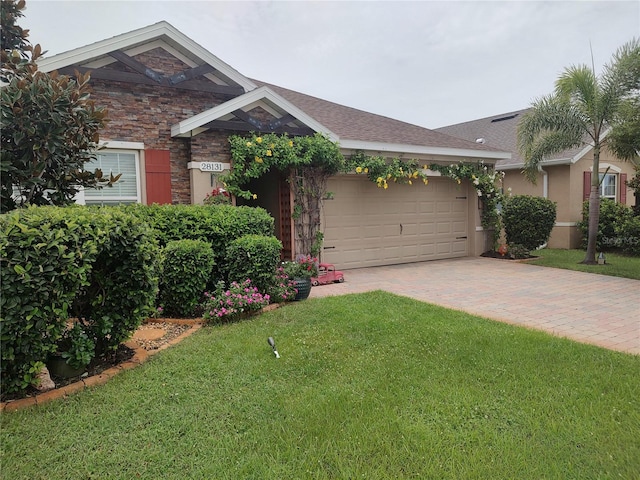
[{"x1": 538, "y1": 166, "x2": 548, "y2": 250}]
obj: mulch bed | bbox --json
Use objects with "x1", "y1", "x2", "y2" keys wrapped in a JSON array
[
  {"x1": 480, "y1": 250, "x2": 538, "y2": 260},
  {"x1": 1, "y1": 320, "x2": 199, "y2": 403}
]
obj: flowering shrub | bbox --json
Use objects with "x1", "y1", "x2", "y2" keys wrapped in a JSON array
[
  {"x1": 282, "y1": 254, "x2": 318, "y2": 278},
  {"x1": 202, "y1": 280, "x2": 270, "y2": 324},
  {"x1": 267, "y1": 266, "x2": 298, "y2": 302},
  {"x1": 203, "y1": 187, "x2": 231, "y2": 205}
]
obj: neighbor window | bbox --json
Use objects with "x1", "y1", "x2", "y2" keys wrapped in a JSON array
[
  {"x1": 83, "y1": 151, "x2": 140, "y2": 205},
  {"x1": 599, "y1": 173, "x2": 616, "y2": 200}
]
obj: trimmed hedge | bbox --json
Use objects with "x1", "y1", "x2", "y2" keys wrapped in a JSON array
[
  {"x1": 74, "y1": 207, "x2": 160, "y2": 356},
  {"x1": 158, "y1": 240, "x2": 215, "y2": 317},
  {"x1": 121, "y1": 204, "x2": 274, "y2": 281},
  {"x1": 224, "y1": 234, "x2": 283, "y2": 294},
  {"x1": 0, "y1": 206, "x2": 159, "y2": 394},
  {"x1": 503, "y1": 195, "x2": 557, "y2": 252}
]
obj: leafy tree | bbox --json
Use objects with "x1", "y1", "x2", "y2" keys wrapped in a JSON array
[
  {"x1": 0, "y1": 0, "x2": 114, "y2": 212},
  {"x1": 1, "y1": 0, "x2": 30, "y2": 56},
  {"x1": 517, "y1": 38, "x2": 640, "y2": 264}
]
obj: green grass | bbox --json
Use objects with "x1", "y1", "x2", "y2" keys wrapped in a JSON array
[
  {"x1": 527, "y1": 248, "x2": 640, "y2": 280},
  {"x1": 2, "y1": 292, "x2": 639, "y2": 479}
]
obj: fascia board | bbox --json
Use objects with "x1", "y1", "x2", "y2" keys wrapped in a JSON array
[
  {"x1": 570, "y1": 128, "x2": 610, "y2": 164},
  {"x1": 499, "y1": 157, "x2": 573, "y2": 170},
  {"x1": 171, "y1": 86, "x2": 338, "y2": 140},
  {"x1": 37, "y1": 21, "x2": 256, "y2": 92},
  {"x1": 339, "y1": 140, "x2": 511, "y2": 160}
]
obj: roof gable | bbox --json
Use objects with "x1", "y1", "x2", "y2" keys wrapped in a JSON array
[
  {"x1": 36, "y1": 21, "x2": 256, "y2": 93},
  {"x1": 171, "y1": 86, "x2": 335, "y2": 139}
]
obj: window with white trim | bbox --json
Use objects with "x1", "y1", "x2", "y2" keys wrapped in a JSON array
[
  {"x1": 599, "y1": 173, "x2": 617, "y2": 200},
  {"x1": 84, "y1": 150, "x2": 141, "y2": 205}
]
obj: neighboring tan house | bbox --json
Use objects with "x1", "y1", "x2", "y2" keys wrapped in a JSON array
[
  {"x1": 436, "y1": 109, "x2": 637, "y2": 249},
  {"x1": 37, "y1": 21, "x2": 509, "y2": 269}
]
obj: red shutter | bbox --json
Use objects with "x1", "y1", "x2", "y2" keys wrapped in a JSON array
[
  {"x1": 619, "y1": 173, "x2": 627, "y2": 205},
  {"x1": 145, "y1": 149, "x2": 172, "y2": 205},
  {"x1": 583, "y1": 171, "x2": 591, "y2": 201}
]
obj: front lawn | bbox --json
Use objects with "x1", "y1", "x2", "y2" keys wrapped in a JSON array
[
  {"x1": 2, "y1": 292, "x2": 639, "y2": 479},
  {"x1": 527, "y1": 248, "x2": 640, "y2": 280}
]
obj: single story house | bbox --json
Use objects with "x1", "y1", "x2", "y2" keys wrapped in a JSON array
[
  {"x1": 37, "y1": 21, "x2": 509, "y2": 269},
  {"x1": 436, "y1": 110, "x2": 637, "y2": 249}
]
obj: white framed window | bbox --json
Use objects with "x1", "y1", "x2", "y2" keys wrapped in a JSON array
[
  {"x1": 599, "y1": 173, "x2": 617, "y2": 200},
  {"x1": 83, "y1": 150, "x2": 141, "y2": 205}
]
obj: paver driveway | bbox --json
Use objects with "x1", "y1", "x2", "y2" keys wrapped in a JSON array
[{"x1": 310, "y1": 257, "x2": 640, "y2": 355}]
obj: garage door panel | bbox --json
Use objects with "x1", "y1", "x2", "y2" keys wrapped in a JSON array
[
  {"x1": 437, "y1": 222, "x2": 452, "y2": 234},
  {"x1": 453, "y1": 221, "x2": 466, "y2": 234},
  {"x1": 323, "y1": 176, "x2": 468, "y2": 268}
]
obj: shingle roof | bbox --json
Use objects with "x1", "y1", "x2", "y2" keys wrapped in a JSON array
[
  {"x1": 252, "y1": 80, "x2": 501, "y2": 153},
  {"x1": 435, "y1": 109, "x2": 587, "y2": 168}
]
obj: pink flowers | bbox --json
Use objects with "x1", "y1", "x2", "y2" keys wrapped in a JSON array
[{"x1": 202, "y1": 279, "x2": 270, "y2": 324}]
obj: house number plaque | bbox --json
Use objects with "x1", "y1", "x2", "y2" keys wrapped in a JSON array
[{"x1": 199, "y1": 162, "x2": 224, "y2": 172}]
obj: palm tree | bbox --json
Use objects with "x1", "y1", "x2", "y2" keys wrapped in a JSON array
[{"x1": 518, "y1": 38, "x2": 640, "y2": 264}]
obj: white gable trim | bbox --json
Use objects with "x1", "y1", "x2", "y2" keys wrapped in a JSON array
[
  {"x1": 339, "y1": 140, "x2": 510, "y2": 161},
  {"x1": 171, "y1": 86, "x2": 338, "y2": 141},
  {"x1": 37, "y1": 21, "x2": 256, "y2": 92}
]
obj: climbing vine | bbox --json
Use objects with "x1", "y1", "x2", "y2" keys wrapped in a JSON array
[
  {"x1": 345, "y1": 152, "x2": 505, "y2": 248},
  {"x1": 225, "y1": 132, "x2": 344, "y2": 256}
]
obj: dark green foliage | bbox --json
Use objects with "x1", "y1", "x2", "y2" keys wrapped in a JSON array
[
  {"x1": 73, "y1": 207, "x2": 160, "y2": 355},
  {"x1": 507, "y1": 244, "x2": 530, "y2": 259},
  {"x1": 577, "y1": 199, "x2": 634, "y2": 251},
  {"x1": 503, "y1": 195, "x2": 557, "y2": 252},
  {"x1": 1, "y1": 206, "x2": 98, "y2": 392},
  {"x1": 0, "y1": 0, "x2": 112, "y2": 212},
  {"x1": 0, "y1": 205, "x2": 159, "y2": 394},
  {"x1": 158, "y1": 240, "x2": 215, "y2": 317},
  {"x1": 121, "y1": 204, "x2": 274, "y2": 281},
  {"x1": 58, "y1": 323, "x2": 95, "y2": 370},
  {"x1": 1, "y1": 0, "x2": 30, "y2": 56},
  {"x1": 224, "y1": 234, "x2": 283, "y2": 294},
  {"x1": 615, "y1": 215, "x2": 640, "y2": 256}
]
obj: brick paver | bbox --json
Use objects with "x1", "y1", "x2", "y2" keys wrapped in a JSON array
[{"x1": 310, "y1": 257, "x2": 640, "y2": 355}]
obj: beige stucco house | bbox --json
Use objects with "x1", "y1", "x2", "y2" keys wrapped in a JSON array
[
  {"x1": 36, "y1": 21, "x2": 510, "y2": 270},
  {"x1": 436, "y1": 110, "x2": 637, "y2": 249}
]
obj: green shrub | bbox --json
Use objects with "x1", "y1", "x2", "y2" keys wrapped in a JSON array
[
  {"x1": 0, "y1": 206, "x2": 160, "y2": 394},
  {"x1": 73, "y1": 207, "x2": 160, "y2": 355},
  {"x1": 121, "y1": 204, "x2": 274, "y2": 282},
  {"x1": 503, "y1": 195, "x2": 557, "y2": 252},
  {"x1": 58, "y1": 323, "x2": 95, "y2": 370},
  {"x1": 577, "y1": 198, "x2": 634, "y2": 251},
  {"x1": 615, "y1": 215, "x2": 640, "y2": 256},
  {"x1": 507, "y1": 243, "x2": 530, "y2": 259},
  {"x1": 158, "y1": 240, "x2": 215, "y2": 317},
  {"x1": 1, "y1": 206, "x2": 99, "y2": 393},
  {"x1": 224, "y1": 234, "x2": 283, "y2": 294}
]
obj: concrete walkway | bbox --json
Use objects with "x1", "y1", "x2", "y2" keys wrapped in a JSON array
[{"x1": 310, "y1": 257, "x2": 640, "y2": 355}]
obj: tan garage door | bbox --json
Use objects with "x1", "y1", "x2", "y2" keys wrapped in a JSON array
[{"x1": 322, "y1": 176, "x2": 469, "y2": 269}]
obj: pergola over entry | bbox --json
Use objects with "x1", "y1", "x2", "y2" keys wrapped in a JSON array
[{"x1": 171, "y1": 86, "x2": 331, "y2": 138}]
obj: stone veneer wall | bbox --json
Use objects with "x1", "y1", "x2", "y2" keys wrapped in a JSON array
[{"x1": 87, "y1": 47, "x2": 242, "y2": 204}]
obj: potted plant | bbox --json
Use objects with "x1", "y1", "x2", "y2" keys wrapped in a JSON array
[
  {"x1": 282, "y1": 255, "x2": 318, "y2": 301},
  {"x1": 47, "y1": 323, "x2": 95, "y2": 379}
]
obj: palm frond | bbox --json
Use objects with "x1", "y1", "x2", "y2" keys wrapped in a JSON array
[
  {"x1": 555, "y1": 65, "x2": 599, "y2": 120},
  {"x1": 517, "y1": 96, "x2": 586, "y2": 182}
]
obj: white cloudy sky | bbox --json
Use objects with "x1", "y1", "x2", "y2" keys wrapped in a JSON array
[{"x1": 20, "y1": 0, "x2": 640, "y2": 129}]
